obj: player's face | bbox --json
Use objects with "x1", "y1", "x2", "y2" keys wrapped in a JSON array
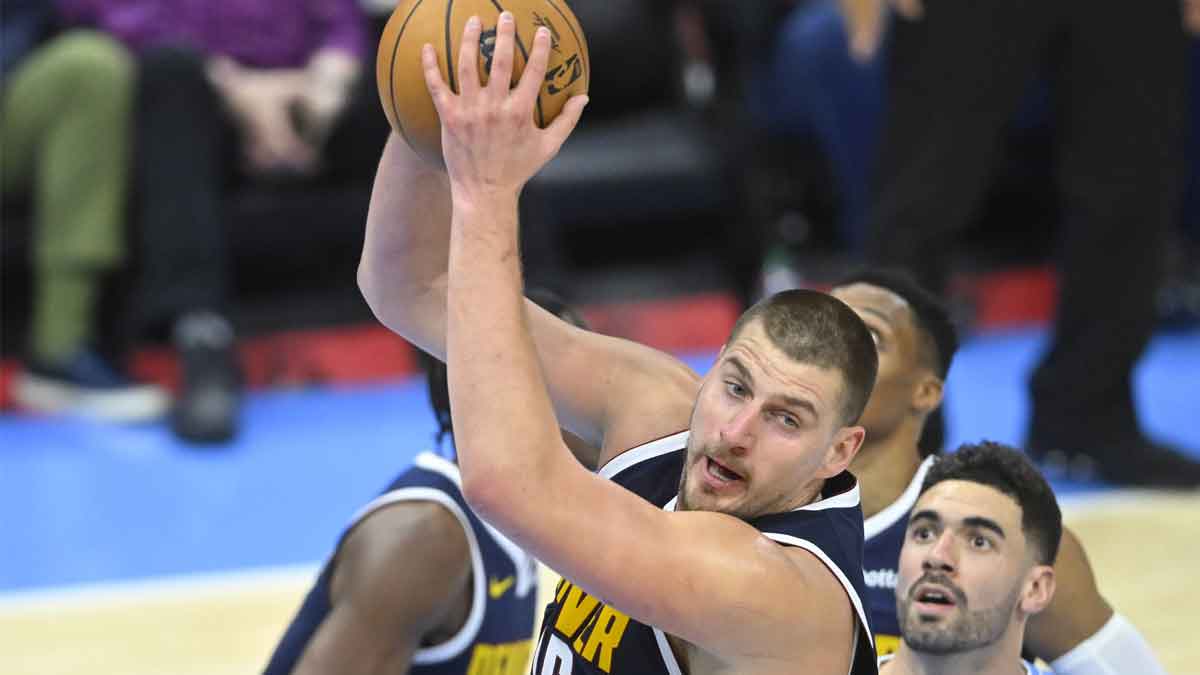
[
  {"x1": 679, "y1": 319, "x2": 862, "y2": 520},
  {"x1": 831, "y1": 284, "x2": 932, "y2": 441},
  {"x1": 895, "y1": 480, "x2": 1034, "y2": 654}
]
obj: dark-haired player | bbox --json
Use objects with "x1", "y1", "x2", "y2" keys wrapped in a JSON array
[
  {"x1": 880, "y1": 441, "x2": 1059, "y2": 675},
  {"x1": 831, "y1": 270, "x2": 1166, "y2": 673},
  {"x1": 262, "y1": 290, "x2": 589, "y2": 675}
]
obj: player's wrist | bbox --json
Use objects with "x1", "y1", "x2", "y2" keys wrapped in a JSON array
[{"x1": 450, "y1": 187, "x2": 521, "y2": 220}]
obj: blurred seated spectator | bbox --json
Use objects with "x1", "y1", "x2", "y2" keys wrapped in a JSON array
[
  {"x1": 58, "y1": 0, "x2": 388, "y2": 443},
  {"x1": 3, "y1": 0, "x2": 168, "y2": 422}
]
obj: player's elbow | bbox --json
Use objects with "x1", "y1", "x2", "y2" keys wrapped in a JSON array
[
  {"x1": 357, "y1": 260, "x2": 386, "y2": 321},
  {"x1": 460, "y1": 471, "x2": 510, "y2": 522},
  {"x1": 357, "y1": 259, "x2": 414, "y2": 336}
]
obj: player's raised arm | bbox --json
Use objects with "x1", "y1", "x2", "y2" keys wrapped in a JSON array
[
  {"x1": 432, "y1": 14, "x2": 866, "y2": 672},
  {"x1": 358, "y1": 18, "x2": 697, "y2": 462}
]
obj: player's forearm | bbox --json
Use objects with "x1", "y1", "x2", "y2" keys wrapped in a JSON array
[
  {"x1": 358, "y1": 135, "x2": 454, "y2": 358},
  {"x1": 446, "y1": 194, "x2": 568, "y2": 520}
]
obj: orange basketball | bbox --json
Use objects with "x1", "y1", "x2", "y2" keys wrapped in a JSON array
[{"x1": 376, "y1": 0, "x2": 590, "y2": 165}]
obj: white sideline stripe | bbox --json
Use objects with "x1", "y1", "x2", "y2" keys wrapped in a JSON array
[
  {"x1": 0, "y1": 563, "x2": 320, "y2": 613},
  {"x1": 0, "y1": 490, "x2": 1189, "y2": 615}
]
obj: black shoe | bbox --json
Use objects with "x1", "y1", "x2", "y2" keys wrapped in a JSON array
[
  {"x1": 171, "y1": 312, "x2": 241, "y2": 444},
  {"x1": 1028, "y1": 434, "x2": 1200, "y2": 489}
]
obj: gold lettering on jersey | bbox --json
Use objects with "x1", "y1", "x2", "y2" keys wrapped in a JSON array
[
  {"x1": 466, "y1": 639, "x2": 532, "y2": 675},
  {"x1": 577, "y1": 605, "x2": 630, "y2": 671},
  {"x1": 875, "y1": 633, "x2": 900, "y2": 657},
  {"x1": 554, "y1": 582, "x2": 602, "y2": 635},
  {"x1": 550, "y1": 580, "x2": 631, "y2": 673}
]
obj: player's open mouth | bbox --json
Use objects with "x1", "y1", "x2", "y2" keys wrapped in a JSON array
[
  {"x1": 704, "y1": 456, "x2": 744, "y2": 484},
  {"x1": 912, "y1": 583, "x2": 959, "y2": 613}
]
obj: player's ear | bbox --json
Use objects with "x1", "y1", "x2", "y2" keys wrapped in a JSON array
[
  {"x1": 912, "y1": 373, "x2": 944, "y2": 416},
  {"x1": 819, "y1": 425, "x2": 865, "y2": 479},
  {"x1": 1020, "y1": 564, "x2": 1056, "y2": 616}
]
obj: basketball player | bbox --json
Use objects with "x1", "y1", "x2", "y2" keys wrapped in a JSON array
[
  {"x1": 359, "y1": 13, "x2": 879, "y2": 675},
  {"x1": 830, "y1": 269, "x2": 1167, "y2": 673},
  {"x1": 261, "y1": 290, "x2": 592, "y2": 675},
  {"x1": 879, "y1": 441, "x2": 1060, "y2": 675}
]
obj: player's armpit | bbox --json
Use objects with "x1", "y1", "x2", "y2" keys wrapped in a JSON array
[
  {"x1": 521, "y1": 300, "x2": 701, "y2": 467},
  {"x1": 291, "y1": 501, "x2": 472, "y2": 675},
  {"x1": 1023, "y1": 526, "x2": 1112, "y2": 661}
]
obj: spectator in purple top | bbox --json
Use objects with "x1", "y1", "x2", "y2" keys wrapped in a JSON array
[{"x1": 60, "y1": 0, "x2": 386, "y2": 443}]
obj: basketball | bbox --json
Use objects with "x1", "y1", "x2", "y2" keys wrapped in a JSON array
[{"x1": 376, "y1": 0, "x2": 590, "y2": 165}]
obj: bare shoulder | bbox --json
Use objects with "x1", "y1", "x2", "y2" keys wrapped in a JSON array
[
  {"x1": 779, "y1": 542, "x2": 858, "y2": 605},
  {"x1": 332, "y1": 499, "x2": 472, "y2": 611}
]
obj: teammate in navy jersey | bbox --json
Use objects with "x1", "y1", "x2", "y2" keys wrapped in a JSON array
[
  {"x1": 830, "y1": 270, "x2": 1166, "y2": 672},
  {"x1": 262, "y1": 290, "x2": 590, "y2": 675},
  {"x1": 878, "y1": 442, "x2": 1060, "y2": 675},
  {"x1": 360, "y1": 14, "x2": 879, "y2": 674}
]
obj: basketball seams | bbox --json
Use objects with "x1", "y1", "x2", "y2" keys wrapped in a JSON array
[
  {"x1": 381, "y1": 0, "x2": 587, "y2": 157},
  {"x1": 389, "y1": 0, "x2": 427, "y2": 151},
  {"x1": 444, "y1": 0, "x2": 458, "y2": 94},
  {"x1": 542, "y1": 0, "x2": 589, "y2": 89}
]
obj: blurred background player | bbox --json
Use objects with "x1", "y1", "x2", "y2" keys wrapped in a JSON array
[
  {"x1": 880, "y1": 441, "x2": 1060, "y2": 675},
  {"x1": 831, "y1": 269, "x2": 1167, "y2": 672},
  {"x1": 262, "y1": 288, "x2": 591, "y2": 675}
]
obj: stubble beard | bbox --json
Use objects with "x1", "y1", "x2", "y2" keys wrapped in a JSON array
[{"x1": 897, "y1": 584, "x2": 1020, "y2": 655}]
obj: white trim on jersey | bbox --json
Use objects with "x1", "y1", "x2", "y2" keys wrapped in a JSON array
[
  {"x1": 792, "y1": 476, "x2": 862, "y2": 512},
  {"x1": 761, "y1": 532, "x2": 875, "y2": 650},
  {"x1": 878, "y1": 653, "x2": 1044, "y2": 674},
  {"x1": 413, "y1": 452, "x2": 538, "y2": 598},
  {"x1": 348, "y1": 486, "x2": 487, "y2": 665},
  {"x1": 598, "y1": 430, "x2": 690, "y2": 480},
  {"x1": 651, "y1": 624, "x2": 686, "y2": 675},
  {"x1": 863, "y1": 455, "x2": 936, "y2": 541},
  {"x1": 663, "y1": 495, "x2": 874, "y2": 652}
]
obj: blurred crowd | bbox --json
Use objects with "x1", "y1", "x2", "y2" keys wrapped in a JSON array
[{"x1": 2, "y1": 0, "x2": 1198, "y2": 483}]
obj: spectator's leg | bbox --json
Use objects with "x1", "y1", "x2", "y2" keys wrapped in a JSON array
[
  {"x1": 1027, "y1": 1, "x2": 1195, "y2": 483},
  {"x1": 134, "y1": 46, "x2": 231, "y2": 329},
  {"x1": 3, "y1": 32, "x2": 132, "y2": 363},
  {"x1": 135, "y1": 47, "x2": 241, "y2": 444},
  {"x1": 1186, "y1": 43, "x2": 1200, "y2": 245},
  {"x1": 2, "y1": 31, "x2": 167, "y2": 421},
  {"x1": 755, "y1": 0, "x2": 888, "y2": 251},
  {"x1": 865, "y1": 0, "x2": 1055, "y2": 291}
]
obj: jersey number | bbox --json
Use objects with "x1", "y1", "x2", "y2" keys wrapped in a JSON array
[{"x1": 540, "y1": 635, "x2": 573, "y2": 675}]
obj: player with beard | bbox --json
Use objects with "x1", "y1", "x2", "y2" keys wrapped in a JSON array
[
  {"x1": 831, "y1": 269, "x2": 1167, "y2": 673},
  {"x1": 879, "y1": 441, "x2": 1059, "y2": 675}
]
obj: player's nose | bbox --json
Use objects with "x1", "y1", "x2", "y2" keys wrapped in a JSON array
[{"x1": 719, "y1": 403, "x2": 756, "y2": 454}]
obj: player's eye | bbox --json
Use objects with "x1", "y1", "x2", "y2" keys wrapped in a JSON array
[
  {"x1": 725, "y1": 381, "x2": 747, "y2": 398},
  {"x1": 775, "y1": 412, "x2": 799, "y2": 429},
  {"x1": 911, "y1": 526, "x2": 935, "y2": 542},
  {"x1": 969, "y1": 535, "x2": 993, "y2": 551}
]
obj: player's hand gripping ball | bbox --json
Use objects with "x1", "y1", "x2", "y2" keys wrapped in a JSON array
[{"x1": 376, "y1": 0, "x2": 590, "y2": 165}]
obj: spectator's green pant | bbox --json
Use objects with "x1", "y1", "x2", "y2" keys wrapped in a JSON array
[{"x1": 2, "y1": 31, "x2": 134, "y2": 363}]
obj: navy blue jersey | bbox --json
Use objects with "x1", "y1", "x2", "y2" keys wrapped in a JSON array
[
  {"x1": 263, "y1": 452, "x2": 539, "y2": 675},
  {"x1": 862, "y1": 456, "x2": 935, "y2": 658},
  {"x1": 530, "y1": 431, "x2": 878, "y2": 675}
]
